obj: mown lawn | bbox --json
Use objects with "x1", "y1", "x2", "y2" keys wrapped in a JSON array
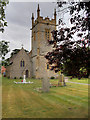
[
  {"x1": 2, "y1": 77, "x2": 88, "y2": 118},
  {"x1": 68, "y1": 77, "x2": 89, "y2": 84},
  {"x1": 50, "y1": 77, "x2": 89, "y2": 84}
]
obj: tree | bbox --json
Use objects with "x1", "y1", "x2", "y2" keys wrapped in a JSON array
[
  {"x1": 10, "y1": 49, "x2": 20, "y2": 57},
  {"x1": 10, "y1": 49, "x2": 29, "y2": 57},
  {"x1": 45, "y1": 1, "x2": 90, "y2": 78},
  {"x1": 1, "y1": 58, "x2": 9, "y2": 67},
  {"x1": 0, "y1": 0, "x2": 9, "y2": 32},
  {"x1": 0, "y1": 40, "x2": 10, "y2": 66}
]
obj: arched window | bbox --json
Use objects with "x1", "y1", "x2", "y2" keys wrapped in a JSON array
[
  {"x1": 20, "y1": 60, "x2": 25, "y2": 67},
  {"x1": 20, "y1": 61, "x2": 22, "y2": 67},
  {"x1": 23, "y1": 61, "x2": 25, "y2": 67}
]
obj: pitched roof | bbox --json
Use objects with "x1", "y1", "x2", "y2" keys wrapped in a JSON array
[{"x1": 9, "y1": 47, "x2": 29, "y2": 63}]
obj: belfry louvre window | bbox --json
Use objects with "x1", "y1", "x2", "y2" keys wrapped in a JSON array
[{"x1": 45, "y1": 29, "x2": 50, "y2": 40}]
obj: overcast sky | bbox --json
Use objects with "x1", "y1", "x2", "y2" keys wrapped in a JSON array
[{"x1": 0, "y1": 2, "x2": 57, "y2": 58}]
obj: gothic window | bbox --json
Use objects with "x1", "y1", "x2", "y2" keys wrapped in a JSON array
[
  {"x1": 20, "y1": 61, "x2": 22, "y2": 67},
  {"x1": 45, "y1": 29, "x2": 50, "y2": 40},
  {"x1": 23, "y1": 61, "x2": 25, "y2": 67},
  {"x1": 20, "y1": 60, "x2": 25, "y2": 67}
]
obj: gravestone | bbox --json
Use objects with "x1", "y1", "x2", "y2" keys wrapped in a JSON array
[
  {"x1": 65, "y1": 77, "x2": 68, "y2": 82},
  {"x1": 58, "y1": 74, "x2": 63, "y2": 86},
  {"x1": 42, "y1": 68, "x2": 50, "y2": 92},
  {"x1": 58, "y1": 73, "x2": 66, "y2": 86},
  {"x1": 42, "y1": 77, "x2": 50, "y2": 92}
]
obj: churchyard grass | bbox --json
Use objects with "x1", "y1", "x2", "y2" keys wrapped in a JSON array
[
  {"x1": 68, "y1": 78, "x2": 89, "y2": 84},
  {"x1": 2, "y1": 76, "x2": 88, "y2": 118},
  {"x1": 50, "y1": 77, "x2": 89, "y2": 84}
]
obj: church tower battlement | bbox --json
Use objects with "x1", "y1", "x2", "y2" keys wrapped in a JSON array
[
  {"x1": 31, "y1": 4, "x2": 57, "y2": 79},
  {"x1": 31, "y1": 4, "x2": 56, "y2": 30}
]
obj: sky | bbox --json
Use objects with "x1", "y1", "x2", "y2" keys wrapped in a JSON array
[
  {"x1": 0, "y1": 2, "x2": 57, "y2": 59},
  {"x1": 1, "y1": 0, "x2": 86, "y2": 59}
]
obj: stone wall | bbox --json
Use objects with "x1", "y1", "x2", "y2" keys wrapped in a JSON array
[
  {"x1": 31, "y1": 13, "x2": 58, "y2": 79},
  {"x1": 37, "y1": 56, "x2": 58, "y2": 79},
  {"x1": 6, "y1": 48, "x2": 31, "y2": 79}
]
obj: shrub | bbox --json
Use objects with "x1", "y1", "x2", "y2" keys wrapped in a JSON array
[
  {"x1": 32, "y1": 76, "x2": 35, "y2": 79},
  {"x1": 14, "y1": 77, "x2": 16, "y2": 79},
  {"x1": 8, "y1": 76, "x2": 10, "y2": 79},
  {"x1": 50, "y1": 76, "x2": 55, "y2": 79}
]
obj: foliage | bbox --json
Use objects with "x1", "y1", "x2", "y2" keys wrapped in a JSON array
[
  {"x1": 79, "y1": 67, "x2": 87, "y2": 77},
  {"x1": 0, "y1": 40, "x2": 10, "y2": 58},
  {"x1": 10, "y1": 49, "x2": 20, "y2": 57},
  {"x1": 2, "y1": 58, "x2": 9, "y2": 67},
  {"x1": 0, "y1": 0, "x2": 9, "y2": 32},
  {"x1": 7, "y1": 76, "x2": 10, "y2": 79},
  {"x1": 2, "y1": 48, "x2": 29, "y2": 67},
  {"x1": 11, "y1": 49, "x2": 29, "y2": 57},
  {"x1": 45, "y1": 2, "x2": 90, "y2": 78},
  {"x1": 68, "y1": 77, "x2": 88, "y2": 84},
  {"x1": 20, "y1": 77, "x2": 23, "y2": 79},
  {"x1": 50, "y1": 76, "x2": 55, "y2": 79},
  {"x1": 0, "y1": 40, "x2": 10, "y2": 66}
]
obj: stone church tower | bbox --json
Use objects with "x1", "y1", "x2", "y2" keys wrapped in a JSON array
[
  {"x1": 6, "y1": 4, "x2": 58, "y2": 79},
  {"x1": 31, "y1": 4, "x2": 57, "y2": 79}
]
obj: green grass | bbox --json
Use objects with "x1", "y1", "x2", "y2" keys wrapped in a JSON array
[
  {"x1": 68, "y1": 78, "x2": 89, "y2": 84},
  {"x1": 2, "y1": 77, "x2": 88, "y2": 118},
  {"x1": 50, "y1": 77, "x2": 89, "y2": 84}
]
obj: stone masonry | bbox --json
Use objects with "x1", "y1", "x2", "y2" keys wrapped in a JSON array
[
  {"x1": 6, "y1": 4, "x2": 58, "y2": 79},
  {"x1": 31, "y1": 4, "x2": 57, "y2": 79}
]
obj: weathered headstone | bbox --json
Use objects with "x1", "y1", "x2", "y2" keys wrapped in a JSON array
[
  {"x1": 58, "y1": 74, "x2": 63, "y2": 86},
  {"x1": 63, "y1": 76, "x2": 66, "y2": 86},
  {"x1": 42, "y1": 77, "x2": 50, "y2": 92},
  {"x1": 58, "y1": 73, "x2": 66, "y2": 86},
  {"x1": 64, "y1": 77, "x2": 68, "y2": 82},
  {"x1": 42, "y1": 68, "x2": 50, "y2": 92}
]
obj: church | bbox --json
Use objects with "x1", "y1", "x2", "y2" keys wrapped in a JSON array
[{"x1": 6, "y1": 4, "x2": 58, "y2": 79}]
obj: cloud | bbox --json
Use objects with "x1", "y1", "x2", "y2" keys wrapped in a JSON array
[{"x1": 1, "y1": 2, "x2": 56, "y2": 58}]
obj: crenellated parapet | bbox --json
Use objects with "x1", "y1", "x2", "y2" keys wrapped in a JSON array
[{"x1": 31, "y1": 4, "x2": 56, "y2": 29}]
